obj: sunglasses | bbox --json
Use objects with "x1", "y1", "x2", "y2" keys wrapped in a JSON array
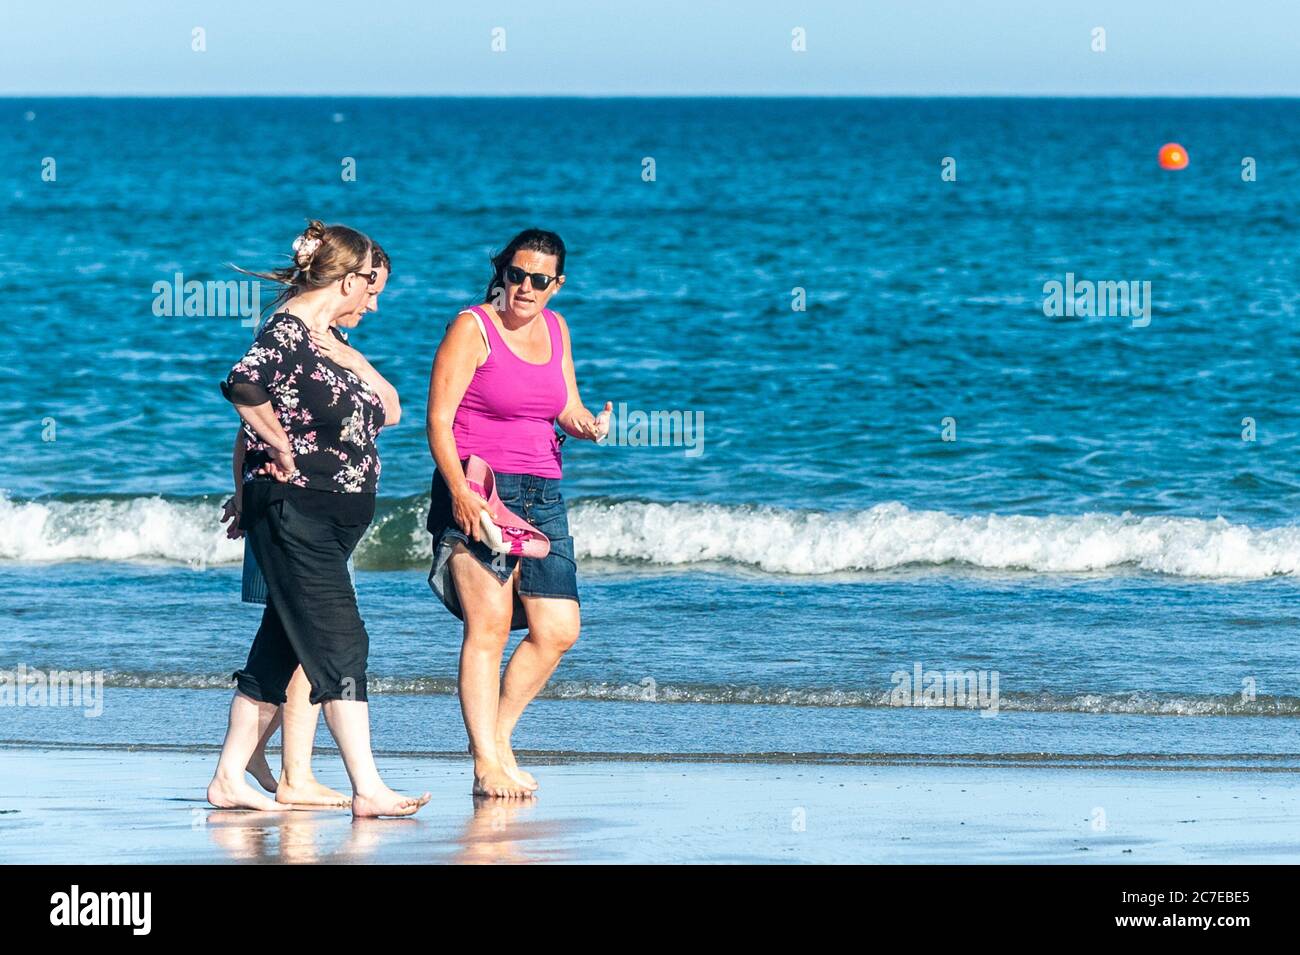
[
  {"x1": 503, "y1": 265, "x2": 558, "y2": 290},
  {"x1": 348, "y1": 269, "x2": 378, "y2": 286}
]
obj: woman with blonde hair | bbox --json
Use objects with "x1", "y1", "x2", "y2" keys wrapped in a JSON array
[
  {"x1": 209, "y1": 221, "x2": 427, "y2": 817},
  {"x1": 219, "y1": 243, "x2": 393, "y2": 808}
]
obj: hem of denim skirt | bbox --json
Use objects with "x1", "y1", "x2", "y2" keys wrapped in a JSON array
[
  {"x1": 516, "y1": 590, "x2": 580, "y2": 602},
  {"x1": 437, "y1": 529, "x2": 517, "y2": 580}
]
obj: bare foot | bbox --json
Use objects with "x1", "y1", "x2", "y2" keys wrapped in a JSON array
[
  {"x1": 275, "y1": 777, "x2": 351, "y2": 809},
  {"x1": 246, "y1": 752, "x2": 278, "y2": 794},
  {"x1": 473, "y1": 764, "x2": 535, "y2": 799},
  {"x1": 207, "y1": 773, "x2": 283, "y2": 811},
  {"x1": 352, "y1": 787, "x2": 431, "y2": 818},
  {"x1": 495, "y1": 737, "x2": 539, "y2": 791}
]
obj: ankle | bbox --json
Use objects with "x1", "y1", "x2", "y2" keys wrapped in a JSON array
[
  {"x1": 473, "y1": 756, "x2": 504, "y2": 775},
  {"x1": 212, "y1": 766, "x2": 244, "y2": 786},
  {"x1": 351, "y1": 781, "x2": 388, "y2": 801},
  {"x1": 279, "y1": 769, "x2": 315, "y2": 789}
]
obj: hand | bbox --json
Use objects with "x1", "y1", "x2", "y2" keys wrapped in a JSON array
[
  {"x1": 260, "y1": 445, "x2": 297, "y2": 483},
  {"x1": 451, "y1": 486, "x2": 491, "y2": 541},
  {"x1": 593, "y1": 401, "x2": 612, "y2": 441},
  {"x1": 571, "y1": 401, "x2": 612, "y2": 442},
  {"x1": 311, "y1": 329, "x2": 367, "y2": 373},
  {"x1": 220, "y1": 497, "x2": 244, "y2": 540}
]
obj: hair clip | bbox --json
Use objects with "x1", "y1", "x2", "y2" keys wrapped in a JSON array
[{"x1": 292, "y1": 234, "x2": 323, "y2": 264}]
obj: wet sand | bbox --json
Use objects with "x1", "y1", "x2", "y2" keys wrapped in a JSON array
[{"x1": 1, "y1": 745, "x2": 1297, "y2": 864}]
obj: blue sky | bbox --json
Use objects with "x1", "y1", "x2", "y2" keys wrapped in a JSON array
[{"x1": 4, "y1": 1, "x2": 1297, "y2": 96}]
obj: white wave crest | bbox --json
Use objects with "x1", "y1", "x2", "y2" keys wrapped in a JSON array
[
  {"x1": 570, "y1": 500, "x2": 1300, "y2": 578},
  {"x1": 0, "y1": 494, "x2": 243, "y2": 566},
  {"x1": 4, "y1": 493, "x2": 1299, "y2": 579}
]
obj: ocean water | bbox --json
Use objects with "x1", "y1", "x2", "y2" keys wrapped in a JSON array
[{"x1": 3, "y1": 97, "x2": 1300, "y2": 763}]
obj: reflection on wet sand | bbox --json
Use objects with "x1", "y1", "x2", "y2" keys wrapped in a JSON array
[
  {"x1": 452, "y1": 797, "x2": 542, "y2": 864},
  {"x1": 205, "y1": 809, "x2": 419, "y2": 864},
  {"x1": 203, "y1": 791, "x2": 582, "y2": 864}
]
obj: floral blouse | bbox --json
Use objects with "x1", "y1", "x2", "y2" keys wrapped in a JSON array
[{"x1": 222, "y1": 312, "x2": 386, "y2": 494}]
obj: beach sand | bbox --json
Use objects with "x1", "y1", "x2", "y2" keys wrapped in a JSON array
[{"x1": 1, "y1": 745, "x2": 1296, "y2": 864}]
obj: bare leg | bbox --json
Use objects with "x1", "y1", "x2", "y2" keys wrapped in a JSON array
[
  {"x1": 208, "y1": 691, "x2": 284, "y2": 810},
  {"x1": 322, "y1": 698, "x2": 430, "y2": 817},
  {"x1": 275, "y1": 666, "x2": 350, "y2": 808},
  {"x1": 246, "y1": 706, "x2": 282, "y2": 794},
  {"x1": 495, "y1": 592, "x2": 581, "y2": 790},
  {"x1": 449, "y1": 544, "x2": 533, "y2": 798}
]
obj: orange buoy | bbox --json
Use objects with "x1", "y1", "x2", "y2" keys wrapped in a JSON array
[{"x1": 1158, "y1": 142, "x2": 1189, "y2": 170}]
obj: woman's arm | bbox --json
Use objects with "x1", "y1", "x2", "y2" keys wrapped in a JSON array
[
  {"x1": 234, "y1": 401, "x2": 297, "y2": 482},
  {"x1": 221, "y1": 428, "x2": 246, "y2": 539},
  {"x1": 427, "y1": 311, "x2": 490, "y2": 539},
  {"x1": 309, "y1": 331, "x2": 402, "y2": 426},
  {"x1": 232, "y1": 429, "x2": 246, "y2": 497},
  {"x1": 553, "y1": 311, "x2": 611, "y2": 441},
  {"x1": 355, "y1": 360, "x2": 401, "y2": 426},
  {"x1": 222, "y1": 314, "x2": 298, "y2": 481}
]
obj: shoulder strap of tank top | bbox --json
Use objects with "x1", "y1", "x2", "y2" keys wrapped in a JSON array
[
  {"x1": 464, "y1": 305, "x2": 493, "y2": 356},
  {"x1": 542, "y1": 309, "x2": 562, "y2": 365}
]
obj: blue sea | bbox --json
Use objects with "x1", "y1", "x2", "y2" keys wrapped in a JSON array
[{"x1": 3, "y1": 97, "x2": 1300, "y2": 766}]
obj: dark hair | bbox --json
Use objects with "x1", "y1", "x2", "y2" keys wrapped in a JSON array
[
  {"x1": 372, "y1": 242, "x2": 391, "y2": 272},
  {"x1": 483, "y1": 229, "x2": 566, "y2": 304}
]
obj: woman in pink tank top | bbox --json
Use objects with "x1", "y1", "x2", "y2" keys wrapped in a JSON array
[{"x1": 426, "y1": 229, "x2": 610, "y2": 799}]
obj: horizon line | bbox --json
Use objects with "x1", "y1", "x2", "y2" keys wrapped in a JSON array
[{"x1": 5, "y1": 92, "x2": 1300, "y2": 100}]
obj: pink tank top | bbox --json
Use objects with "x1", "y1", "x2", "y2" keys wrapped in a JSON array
[{"x1": 452, "y1": 305, "x2": 568, "y2": 478}]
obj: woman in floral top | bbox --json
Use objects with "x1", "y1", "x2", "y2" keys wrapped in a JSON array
[
  {"x1": 225, "y1": 307, "x2": 386, "y2": 502},
  {"x1": 207, "y1": 220, "x2": 428, "y2": 818},
  {"x1": 219, "y1": 246, "x2": 394, "y2": 809}
]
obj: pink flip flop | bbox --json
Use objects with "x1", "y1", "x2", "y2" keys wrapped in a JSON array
[{"x1": 464, "y1": 454, "x2": 551, "y2": 559}]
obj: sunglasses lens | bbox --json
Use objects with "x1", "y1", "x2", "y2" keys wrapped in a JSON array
[{"x1": 505, "y1": 266, "x2": 555, "y2": 289}]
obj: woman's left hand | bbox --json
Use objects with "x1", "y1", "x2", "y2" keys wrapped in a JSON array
[
  {"x1": 572, "y1": 401, "x2": 612, "y2": 442},
  {"x1": 311, "y1": 330, "x2": 367, "y2": 373},
  {"x1": 220, "y1": 497, "x2": 244, "y2": 540}
]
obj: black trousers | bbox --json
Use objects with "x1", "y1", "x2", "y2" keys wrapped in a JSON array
[{"x1": 234, "y1": 496, "x2": 370, "y2": 705}]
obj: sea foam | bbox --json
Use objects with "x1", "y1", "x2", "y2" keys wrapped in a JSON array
[
  {"x1": 38, "y1": 669, "x2": 1300, "y2": 716},
  {"x1": 1, "y1": 492, "x2": 1297, "y2": 579}
]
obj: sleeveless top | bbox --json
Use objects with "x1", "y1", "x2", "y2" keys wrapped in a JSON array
[{"x1": 451, "y1": 305, "x2": 567, "y2": 478}]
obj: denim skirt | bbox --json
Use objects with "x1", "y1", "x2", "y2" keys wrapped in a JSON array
[{"x1": 427, "y1": 467, "x2": 579, "y2": 632}]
